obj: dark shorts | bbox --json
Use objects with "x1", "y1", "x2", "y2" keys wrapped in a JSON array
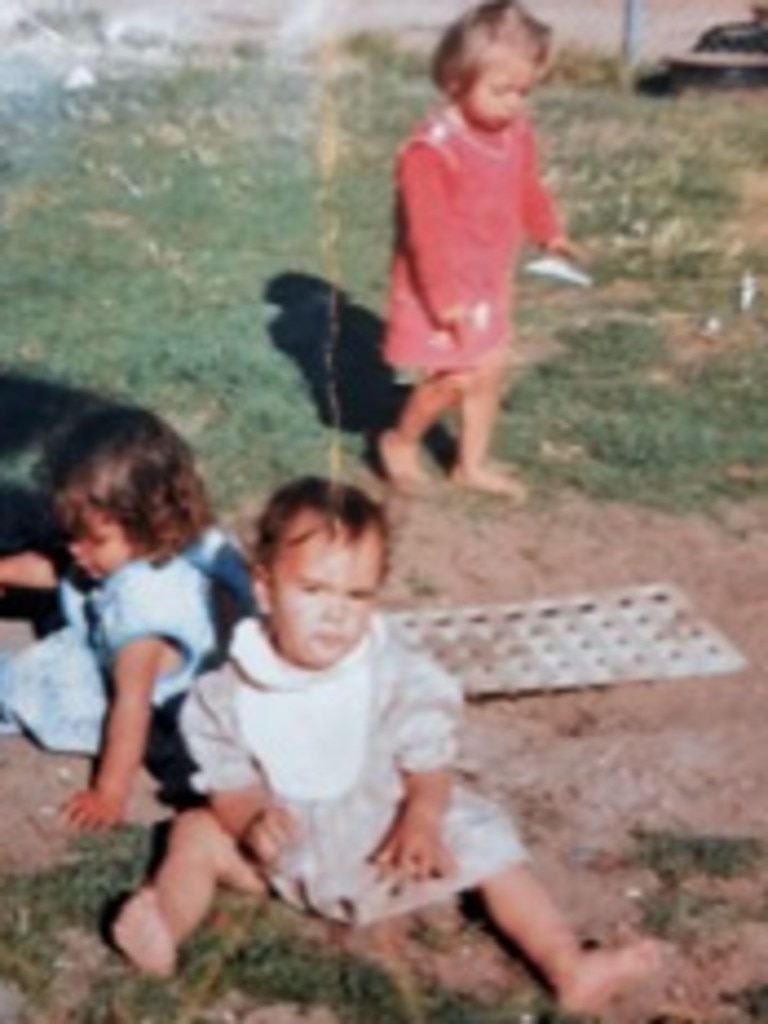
[{"x1": 145, "y1": 694, "x2": 202, "y2": 809}]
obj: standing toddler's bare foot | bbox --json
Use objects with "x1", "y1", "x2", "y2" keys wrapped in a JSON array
[
  {"x1": 450, "y1": 463, "x2": 528, "y2": 503},
  {"x1": 112, "y1": 888, "x2": 177, "y2": 977},
  {"x1": 378, "y1": 430, "x2": 431, "y2": 491},
  {"x1": 557, "y1": 938, "x2": 664, "y2": 1016}
]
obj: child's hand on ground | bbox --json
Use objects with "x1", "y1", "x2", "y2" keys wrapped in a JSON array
[
  {"x1": 64, "y1": 786, "x2": 126, "y2": 830},
  {"x1": 373, "y1": 802, "x2": 456, "y2": 882},
  {"x1": 243, "y1": 803, "x2": 300, "y2": 867}
]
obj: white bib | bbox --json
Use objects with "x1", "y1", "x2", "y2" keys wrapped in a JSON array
[{"x1": 231, "y1": 619, "x2": 376, "y2": 802}]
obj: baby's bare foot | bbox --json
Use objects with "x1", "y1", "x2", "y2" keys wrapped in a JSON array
[
  {"x1": 113, "y1": 888, "x2": 177, "y2": 977},
  {"x1": 378, "y1": 430, "x2": 431, "y2": 491},
  {"x1": 558, "y1": 938, "x2": 663, "y2": 1016},
  {"x1": 450, "y1": 464, "x2": 528, "y2": 503}
]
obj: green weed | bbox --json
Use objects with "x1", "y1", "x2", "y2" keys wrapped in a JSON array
[
  {"x1": 503, "y1": 318, "x2": 768, "y2": 509},
  {"x1": 632, "y1": 829, "x2": 765, "y2": 884},
  {"x1": 727, "y1": 985, "x2": 768, "y2": 1022},
  {"x1": 632, "y1": 830, "x2": 766, "y2": 944},
  {"x1": 0, "y1": 827, "x2": 150, "y2": 999},
  {"x1": 404, "y1": 570, "x2": 441, "y2": 599},
  {"x1": 548, "y1": 48, "x2": 628, "y2": 89},
  {"x1": 640, "y1": 888, "x2": 743, "y2": 944}
]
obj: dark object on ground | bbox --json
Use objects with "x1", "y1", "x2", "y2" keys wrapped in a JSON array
[
  {"x1": 694, "y1": 19, "x2": 768, "y2": 55},
  {"x1": 638, "y1": 14, "x2": 768, "y2": 95},
  {"x1": 668, "y1": 51, "x2": 768, "y2": 92},
  {"x1": 265, "y1": 271, "x2": 457, "y2": 474}
]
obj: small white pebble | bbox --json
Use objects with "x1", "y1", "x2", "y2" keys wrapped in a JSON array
[{"x1": 64, "y1": 65, "x2": 96, "y2": 91}]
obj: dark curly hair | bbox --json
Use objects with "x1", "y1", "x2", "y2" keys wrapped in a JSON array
[
  {"x1": 253, "y1": 476, "x2": 390, "y2": 579},
  {"x1": 432, "y1": 0, "x2": 552, "y2": 98},
  {"x1": 39, "y1": 405, "x2": 212, "y2": 563}
]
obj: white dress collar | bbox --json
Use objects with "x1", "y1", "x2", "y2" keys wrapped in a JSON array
[{"x1": 230, "y1": 619, "x2": 379, "y2": 802}]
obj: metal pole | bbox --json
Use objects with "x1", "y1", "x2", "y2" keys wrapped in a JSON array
[{"x1": 623, "y1": 0, "x2": 644, "y2": 66}]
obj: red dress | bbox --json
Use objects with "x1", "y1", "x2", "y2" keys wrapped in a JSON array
[{"x1": 383, "y1": 109, "x2": 562, "y2": 372}]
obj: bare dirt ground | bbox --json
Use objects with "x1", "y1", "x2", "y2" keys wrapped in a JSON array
[
  {"x1": 3, "y1": 491, "x2": 768, "y2": 1020},
  {"x1": 1, "y1": 2, "x2": 767, "y2": 1021}
]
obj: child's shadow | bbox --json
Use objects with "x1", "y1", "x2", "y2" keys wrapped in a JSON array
[
  {"x1": 0, "y1": 372, "x2": 116, "y2": 633},
  {"x1": 264, "y1": 272, "x2": 455, "y2": 473},
  {"x1": 0, "y1": 480, "x2": 62, "y2": 634}
]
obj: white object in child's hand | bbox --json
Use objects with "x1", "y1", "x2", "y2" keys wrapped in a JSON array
[
  {"x1": 524, "y1": 256, "x2": 593, "y2": 288},
  {"x1": 739, "y1": 272, "x2": 757, "y2": 312}
]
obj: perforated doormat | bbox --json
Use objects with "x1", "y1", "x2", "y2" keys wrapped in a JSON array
[{"x1": 389, "y1": 584, "x2": 747, "y2": 696}]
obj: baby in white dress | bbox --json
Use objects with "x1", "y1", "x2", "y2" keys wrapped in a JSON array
[{"x1": 113, "y1": 476, "x2": 660, "y2": 1015}]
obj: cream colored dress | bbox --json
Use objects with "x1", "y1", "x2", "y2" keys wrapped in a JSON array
[{"x1": 181, "y1": 614, "x2": 526, "y2": 926}]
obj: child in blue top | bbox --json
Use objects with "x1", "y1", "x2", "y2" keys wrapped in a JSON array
[{"x1": 0, "y1": 405, "x2": 252, "y2": 830}]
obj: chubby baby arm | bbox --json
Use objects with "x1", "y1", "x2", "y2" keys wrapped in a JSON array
[
  {"x1": 212, "y1": 787, "x2": 300, "y2": 869},
  {"x1": 373, "y1": 627, "x2": 465, "y2": 879},
  {"x1": 374, "y1": 769, "x2": 457, "y2": 882}
]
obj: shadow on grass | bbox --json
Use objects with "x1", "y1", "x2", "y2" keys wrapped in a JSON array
[
  {"x1": 264, "y1": 271, "x2": 456, "y2": 475},
  {"x1": 0, "y1": 479, "x2": 55, "y2": 553},
  {"x1": 0, "y1": 372, "x2": 110, "y2": 462},
  {"x1": 0, "y1": 370, "x2": 118, "y2": 556},
  {"x1": 0, "y1": 484, "x2": 61, "y2": 632},
  {"x1": 0, "y1": 372, "x2": 118, "y2": 630}
]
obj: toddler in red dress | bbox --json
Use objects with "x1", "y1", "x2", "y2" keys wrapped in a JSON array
[{"x1": 379, "y1": 0, "x2": 577, "y2": 500}]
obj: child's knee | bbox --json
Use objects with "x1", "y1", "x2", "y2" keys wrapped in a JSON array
[
  {"x1": 477, "y1": 360, "x2": 508, "y2": 388},
  {"x1": 170, "y1": 808, "x2": 228, "y2": 865},
  {"x1": 427, "y1": 372, "x2": 465, "y2": 401}
]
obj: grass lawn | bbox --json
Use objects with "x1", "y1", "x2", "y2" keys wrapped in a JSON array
[{"x1": 1, "y1": 42, "x2": 768, "y2": 520}]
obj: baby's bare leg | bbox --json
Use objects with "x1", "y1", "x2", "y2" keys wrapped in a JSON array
[
  {"x1": 479, "y1": 863, "x2": 662, "y2": 1015},
  {"x1": 112, "y1": 888, "x2": 177, "y2": 977},
  {"x1": 113, "y1": 808, "x2": 263, "y2": 975}
]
